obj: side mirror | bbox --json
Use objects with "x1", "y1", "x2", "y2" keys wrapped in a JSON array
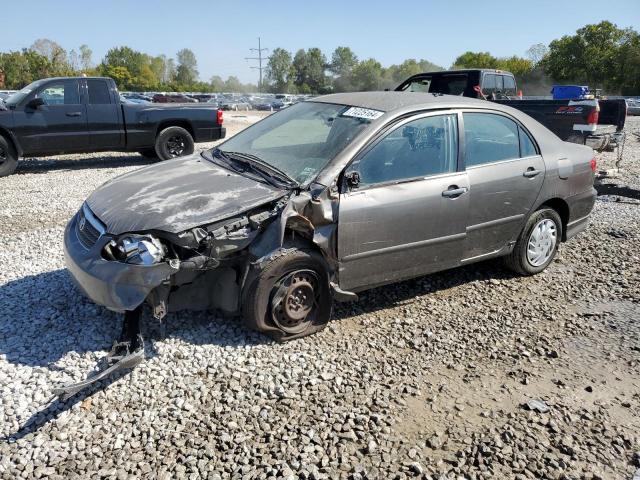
[
  {"x1": 345, "y1": 171, "x2": 360, "y2": 189},
  {"x1": 26, "y1": 97, "x2": 45, "y2": 109}
]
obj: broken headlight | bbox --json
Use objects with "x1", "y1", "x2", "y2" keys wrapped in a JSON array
[{"x1": 105, "y1": 235, "x2": 166, "y2": 265}]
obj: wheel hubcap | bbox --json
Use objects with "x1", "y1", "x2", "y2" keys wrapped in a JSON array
[
  {"x1": 271, "y1": 270, "x2": 319, "y2": 333},
  {"x1": 166, "y1": 135, "x2": 186, "y2": 157},
  {"x1": 527, "y1": 218, "x2": 557, "y2": 267}
]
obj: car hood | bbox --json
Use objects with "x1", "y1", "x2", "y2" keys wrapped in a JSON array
[{"x1": 86, "y1": 154, "x2": 287, "y2": 235}]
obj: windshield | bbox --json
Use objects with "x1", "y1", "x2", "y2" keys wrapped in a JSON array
[
  {"x1": 4, "y1": 79, "x2": 45, "y2": 107},
  {"x1": 212, "y1": 101, "x2": 375, "y2": 185}
]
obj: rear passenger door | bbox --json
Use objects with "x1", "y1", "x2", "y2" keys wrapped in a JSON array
[
  {"x1": 85, "y1": 79, "x2": 123, "y2": 149},
  {"x1": 461, "y1": 112, "x2": 545, "y2": 261}
]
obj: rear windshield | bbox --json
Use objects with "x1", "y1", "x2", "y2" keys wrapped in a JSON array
[{"x1": 398, "y1": 74, "x2": 471, "y2": 96}]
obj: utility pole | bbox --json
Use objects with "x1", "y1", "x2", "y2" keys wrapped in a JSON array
[{"x1": 245, "y1": 37, "x2": 268, "y2": 92}]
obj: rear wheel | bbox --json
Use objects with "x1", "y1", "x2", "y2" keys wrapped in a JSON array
[
  {"x1": 0, "y1": 136, "x2": 18, "y2": 177},
  {"x1": 242, "y1": 247, "x2": 332, "y2": 342},
  {"x1": 504, "y1": 208, "x2": 562, "y2": 275},
  {"x1": 155, "y1": 126, "x2": 194, "y2": 161}
]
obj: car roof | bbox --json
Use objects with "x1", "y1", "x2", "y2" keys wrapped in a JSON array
[{"x1": 312, "y1": 91, "x2": 502, "y2": 114}]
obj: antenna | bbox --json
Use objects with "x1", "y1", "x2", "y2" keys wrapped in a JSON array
[{"x1": 245, "y1": 37, "x2": 269, "y2": 92}]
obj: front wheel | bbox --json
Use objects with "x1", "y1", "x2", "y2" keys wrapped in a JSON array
[
  {"x1": 504, "y1": 208, "x2": 562, "y2": 275},
  {"x1": 155, "y1": 126, "x2": 195, "y2": 161},
  {"x1": 242, "y1": 247, "x2": 332, "y2": 342},
  {"x1": 0, "y1": 136, "x2": 18, "y2": 177}
]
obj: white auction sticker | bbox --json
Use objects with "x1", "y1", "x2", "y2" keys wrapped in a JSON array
[{"x1": 341, "y1": 107, "x2": 384, "y2": 120}]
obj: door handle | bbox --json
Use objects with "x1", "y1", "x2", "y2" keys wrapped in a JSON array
[
  {"x1": 66, "y1": 112, "x2": 82, "y2": 117},
  {"x1": 523, "y1": 167, "x2": 542, "y2": 178},
  {"x1": 442, "y1": 186, "x2": 468, "y2": 198}
]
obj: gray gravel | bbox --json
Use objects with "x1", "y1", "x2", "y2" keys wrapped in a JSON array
[{"x1": 0, "y1": 115, "x2": 639, "y2": 479}]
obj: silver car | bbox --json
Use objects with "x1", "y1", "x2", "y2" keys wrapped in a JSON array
[{"x1": 64, "y1": 92, "x2": 596, "y2": 342}]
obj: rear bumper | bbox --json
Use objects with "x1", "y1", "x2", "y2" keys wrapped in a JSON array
[
  {"x1": 64, "y1": 213, "x2": 178, "y2": 312},
  {"x1": 194, "y1": 126, "x2": 226, "y2": 143},
  {"x1": 565, "y1": 187, "x2": 596, "y2": 241}
]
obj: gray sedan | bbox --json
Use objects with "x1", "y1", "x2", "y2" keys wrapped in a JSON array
[{"x1": 65, "y1": 92, "x2": 596, "y2": 342}]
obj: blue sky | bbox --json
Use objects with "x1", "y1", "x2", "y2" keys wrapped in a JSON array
[{"x1": 1, "y1": 0, "x2": 639, "y2": 84}]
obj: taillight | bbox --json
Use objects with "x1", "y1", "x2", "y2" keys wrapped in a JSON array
[
  {"x1": 590, "y1": 157, "x2": 597, "y2": 173},
  {"x1": 217, "y1": 109, "x2": 224, "y2": 125},
  {"x1": 587, "y1": 109, "x2": 599, "y2": 125}
]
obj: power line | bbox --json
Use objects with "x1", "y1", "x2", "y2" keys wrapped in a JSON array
[{"x1": 245, "y1": 37, "x2": 268, "y2": 92}]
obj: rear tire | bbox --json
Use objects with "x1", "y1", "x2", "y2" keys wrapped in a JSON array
[
  {"x1": 155, "y1": 126, "x2": 194, "y2": 161},
  {"x1": 0, "y1": 136, "x2": 18, "y2": 177},
  {"x1": 504, "y1": 208, "x2": 562, "y2": 275},
  {"x1": 242, "y1": 247, "x2": 332, "y2": 342}
]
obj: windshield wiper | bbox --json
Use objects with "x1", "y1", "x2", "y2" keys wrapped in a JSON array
[{"x1": 222, "y1": 150, "x2": 299, "y2": 188}]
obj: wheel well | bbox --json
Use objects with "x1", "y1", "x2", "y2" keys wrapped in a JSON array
[
  {"x1": 539, "y1": 198, "x2": 570, "y2": 241},
  {"x1": 156, "y1": 120, "x2": 194, "y2": 139},
  {"x1": 0, "y1": 128, "x2": 19, "y2": 157}
]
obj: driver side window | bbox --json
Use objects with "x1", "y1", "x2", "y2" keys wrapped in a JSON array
[
  {"x1": 36, "y1": 80, "x2": 80, "y2": 106},
  {"x1": 351, "y1": 114, "x2": 458, "y2": 188}
]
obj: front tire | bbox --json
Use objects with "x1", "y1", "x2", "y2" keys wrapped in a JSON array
[
  {"x1": 242, "y1": 247, "x2": 332, "y2": 342},
  {"x1": 504, "y1": 208, "x2": 562, "y2": 275},
  {"x1": 155, "y1": 126, "x2": 194, "y2": 161},
  {"x1": 0, "y1": 136, "x2": 18, "y2": 177}
]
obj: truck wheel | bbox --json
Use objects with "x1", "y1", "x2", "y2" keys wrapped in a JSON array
[
  {"x1": 138, "y1": 149, "x2": 158, "y2": 159},
  {"x1": 504, "y1": 208, "x2": 562, "y2": 276},
  {"x1": 242, "y1": 247, "x2": 332, "y2": 342},
  {"x1": 0, "y1": 136, "x2": 18, "y2": 177},
  {"x1": 155, "y1": 126, "x2": 194, "y2": 160}
]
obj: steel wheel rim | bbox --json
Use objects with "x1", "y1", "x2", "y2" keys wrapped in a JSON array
[
  {"x1": 166, "y1": 135, "x2": 186, "y2": 157},
  {"x1": 527, "y1": 218, "x2": 557, "y2": 267},
  {"x1": 271, "y1": 270, "x2": 319, "y2": 334}
]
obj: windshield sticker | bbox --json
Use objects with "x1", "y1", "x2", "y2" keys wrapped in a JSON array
[{"x1": 341, "y1": 107, "x2": 384, "y2": 120}]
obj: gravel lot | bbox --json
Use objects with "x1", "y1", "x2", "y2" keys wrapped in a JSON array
[{"x1": 0, "y1": 114, "x2": 638, "y2": 480}]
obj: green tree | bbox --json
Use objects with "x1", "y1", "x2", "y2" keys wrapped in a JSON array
[
  {"x1": 102, "y1": 65, "x2": 132, "y2": 89},
  {"x1": 329, "y1": 46, "x2": 358, "y2": 92},
  {"x1": 496, "y1": 56, "x2": 533, "y2": 77},
  {"x1": 543, "y1": 21, "x2": 636, "y2": 91},
  {"x1": 210, "y1": 75, "x2": 225, "y2": 92},
  {"x1": 175, "y1": 48, "x2": 198, "y2": 86},
  {"x1": 265, "y1": 48, "x2": 293, "y2": 92},
  {"x1": 224, "y1": 76, "x2": 243, "y2": 92},
  {"x1": 30, "y1": 38, "x2": 68, "y2": 75},
  {"x1": 0, "y1": 49, "x2": 53, "y2": 88},
  {"x1": 351, "y1": 58, "x2": 383, "y2": 91},
  {"x1": 452, "y1": 51, "x2": 498, "y2": 69}
]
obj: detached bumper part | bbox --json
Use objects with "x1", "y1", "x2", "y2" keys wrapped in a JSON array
[{"x1": 53, "y1": 308, "x2": 145, "y2": 401}]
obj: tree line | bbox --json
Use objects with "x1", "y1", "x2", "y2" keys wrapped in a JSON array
[{"x1": 0, "y1": 21, "x2": 638, "y2": 95}]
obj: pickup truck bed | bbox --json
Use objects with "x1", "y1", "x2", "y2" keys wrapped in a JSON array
[{"x1": 0, "y1": 76, "x2": 225, "y2": 177}]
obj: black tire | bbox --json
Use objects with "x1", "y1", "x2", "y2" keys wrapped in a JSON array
[
  {"x1": 0, "y1": 135, "x2": 18, "y2": 177},
  {"x1": 155, "y1": 126, "x2": 194, "y2": 161},
  {"x1": 242, "y1": 247, "x2": 332, "y2": 342},
  {"x1": 504, "y1": 208, "x2": 562, "y2": 276},
  {"x1": 138, "y1": 148, "x2": 158, "y2": 159}
]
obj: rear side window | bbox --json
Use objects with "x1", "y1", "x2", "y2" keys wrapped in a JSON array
[
  {"x1": 463, "y1": 113, "x2": 520, "y2": 166},
  {"x1": 519, "y1": 126, "x2": 538, "y2": 157},
  {"x1": 36, "y1": 80, "x2": 80, "y2": 105},
  {"x1": 87, "y1": 80, "x2": 112, "y2": 104},
  {"x1": 354, "y1": 114, "x2": 458, "y2": 187}
]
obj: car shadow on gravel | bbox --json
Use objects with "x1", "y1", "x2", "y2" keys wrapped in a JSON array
[
  {"x1": 332, "y1": 259, "x2": 519, "y2": 320},
  {"x1": 595, "y1": 182, "x2": 640, "y2": 201},
  {"x1": 15, "y1": 154, "x2": 154, "y2": 174}
]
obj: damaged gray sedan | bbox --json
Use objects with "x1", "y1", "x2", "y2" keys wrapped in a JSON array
[{"x1": 64, "y1": 92, "x2": 596, "y2": 371}]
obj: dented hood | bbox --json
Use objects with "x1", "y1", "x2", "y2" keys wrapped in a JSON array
[{"x1": 86, "y1": 154, "x2": 287, "y2": 235}]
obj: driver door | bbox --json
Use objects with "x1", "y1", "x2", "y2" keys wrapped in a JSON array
[
  {"x1": 15, "y1": 79, "x2": 88, "y2": 154},
  {"x1": 337, "y1": 113, "x2": 469, "y2": 291}
]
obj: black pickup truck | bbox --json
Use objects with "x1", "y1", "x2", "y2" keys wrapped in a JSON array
[
  {"x1": 0, "y1": 76, "x2": 226, "y2": 177},
  {"x1": 396, "y1": 69, "x2": 626, "y2": 155}
]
